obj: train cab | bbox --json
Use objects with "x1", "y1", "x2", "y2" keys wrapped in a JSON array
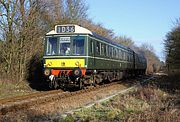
[{"x1": 43, "y1": 25, "x2": 92, "y2": 89}]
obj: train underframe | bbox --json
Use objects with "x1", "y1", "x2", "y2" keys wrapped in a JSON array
[{"x1": 45, "y1": 68, "x2": 146, "y2": 90}]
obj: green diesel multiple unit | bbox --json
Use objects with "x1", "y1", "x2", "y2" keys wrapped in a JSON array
[{"x1": 43, "y1": 24, "x2": 147, "y2": 89}]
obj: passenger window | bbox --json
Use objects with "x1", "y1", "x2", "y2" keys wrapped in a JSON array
[
  {"x1": 101, "y1": 43, "x2": 104, "y2": 56},
  {"x1": 112, "y1": 48, "x2": 115, "y2": 58},
  {"x1": 130, "y1": 55, "x2": 132, "y2": 62},
  {"x1": 126, "y1": 53, "x2": 128, "y2": 61},
  {"x1": 119, "y1": 50, "x2": 122, "y2": 59},
  {"x1": 125, "y1": 52, "x2": 127, "y2": 61},
  {"x1": 109, "y1": 46, "x2": 112, "y2": 58},
  {"x1": 117, "y1": 49, "x2": 119, "y2": 59},
  {"x1": 104, "y1": 44, "x2": 106, "y2": 56},
  {"x1": 115, "y1": 49, "x2": 118, "y2": 59},
  {"x1": 114, "y1": 48, "x2": 116, "y2": 58},
  {"x1": 113, "y1": 48, "x2": 116, "y2": 58},
  {"x1": 123, "y1": 51, "x2": 125, "y2": 60},
  {"x1": 127, "y1": 54, "x2": 129, "y2": 61},
  {"x1": 96, "y1": 41, "x2": 100, "y2": 55},
  {"x1": 106, "y1": 45, "x2": 108, "y2": 56}
]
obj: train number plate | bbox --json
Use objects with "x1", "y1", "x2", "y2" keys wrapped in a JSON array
[{"x1": 56, "y1": 26, "x2": 75, "y2": 33}]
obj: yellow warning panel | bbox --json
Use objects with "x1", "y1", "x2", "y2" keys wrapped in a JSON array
[{"x1": 45, "y1": 59, "x2": 85, "y2": 68}]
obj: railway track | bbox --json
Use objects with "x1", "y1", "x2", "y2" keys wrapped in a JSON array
[{"x1": 0, "y1": 75, "x2": 152, "y2": 117}]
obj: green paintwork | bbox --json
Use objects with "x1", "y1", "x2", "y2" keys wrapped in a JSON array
[{"x1": 43, "y1": 34, "x2": 146, "y2": 71}]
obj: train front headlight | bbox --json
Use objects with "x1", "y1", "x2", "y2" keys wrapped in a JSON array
[
  {"x1": 75, "y1": 61, "x2": 80, "y2": 67},
  {"x1": 46, "y1": 62, "x2": 52, "y2": 67},
  {"x1": 44, "y1": 69, "x2": 51, "y2": 76},
  {"x1": 73, "y1": 68, "x2": 82, "y2": 78}
]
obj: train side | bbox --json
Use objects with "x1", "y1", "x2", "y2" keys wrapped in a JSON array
[
  {"x1": 43, "y1": 24, "x2": 147, "y2": 89},
  {"x1": 134, "y1": 53, "x2": 147, "y2": 75}
]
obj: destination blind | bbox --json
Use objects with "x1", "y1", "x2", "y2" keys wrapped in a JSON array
[{"x1": 56, "y1": 26, "x2": 75, "y2": 33}]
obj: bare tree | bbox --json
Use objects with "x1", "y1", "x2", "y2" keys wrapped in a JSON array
[
  {"x1": 63, "y1": 0, "x2": 88, "y2": 23},
  {"x1": 138, "y1": 43, "x2": 161, "y2": 74},
  {"x1": 114, "y1": 35, "x2": 134, "y2": 47},
  {"x1": 164, "y1": 19, "x2": 180, "y2": 74},
  {"x1": 0, "y1": 0, "x2": 19, "y2": 80},
  {"x1": 0, "y1": 0, "x2": 46, "y2": 81},
  {"x1": 0, "y1": 0, "x2": 89, "y2": 82}
]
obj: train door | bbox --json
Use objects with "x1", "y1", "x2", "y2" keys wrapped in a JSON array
[
  {"x1": 89, "y1": 37, "x2": 95, "y2": 69},
  {"x1": 94, "y1": 40, "x2": 101, "y2": 69}
]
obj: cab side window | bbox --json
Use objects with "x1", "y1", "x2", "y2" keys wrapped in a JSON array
[
  {"x1": 72, "y1": 37, "x2": 84, "y2": 55},
  {"x1": 90, "y1": 38, "x2": 94, "y2": 55}
]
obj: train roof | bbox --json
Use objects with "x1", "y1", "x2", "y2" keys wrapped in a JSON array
[
  {"x1": 91, "y1": 32, "x2": 131, "y2": 51},
  {"x1": 46, "y1": 24, "x2": 93, "y2": 35},
  {"x1": 46, "y1": 24, "x2": 133, "y2": 52}
]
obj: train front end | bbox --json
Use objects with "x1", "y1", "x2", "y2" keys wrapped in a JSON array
[{"x1": 43, "y1": 25, "x2": 91, "y2": 89}]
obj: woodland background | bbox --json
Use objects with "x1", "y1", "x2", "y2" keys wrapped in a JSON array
[{"x1": 0, "y1": 0, "x2": 179, "y2": 84}]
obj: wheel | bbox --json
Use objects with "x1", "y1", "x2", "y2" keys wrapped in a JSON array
[
  {"x1": 49, "y1": 81, "x2": 53, "y2": 89},
  {"x1": 90, "y1": 75, "x2": 96, "y2": 87},
  {"x1": 92, "y1": 81, "x2": 96, "y2": 87},
  {"x1": 49, "y1": 77, "x2": 58, "y2": 89},
  {"x1": 53, "y1": 79, "x2": 58, "y2": 89},
  {"x1": 78, "y1": 79, "x2": 84, "y2": 90}
]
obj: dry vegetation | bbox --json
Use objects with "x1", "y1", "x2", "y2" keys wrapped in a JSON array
[
  {"x1": 0, "y1": 75, "x2": 179, "y2": 121},
  {"x1": 0, "y1": 79, "x2": 37, "y2": 99},
  {"x1": 164, "y1": 20, "x2": 180, "y2": 73},
  {"x1": 61, "y1": 75, "x2": 180, "y2": 122},
  {"x1": 0, "y1": 0, "x2": 162, "y2": 87}
]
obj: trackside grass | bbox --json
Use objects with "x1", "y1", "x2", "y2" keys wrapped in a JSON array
[
  {"x1": 0, "y1": 80, "x2": 36, "y2": 99},
  {"x1": 60, "y1": 75, "x2": 180, "y2": 122}
]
